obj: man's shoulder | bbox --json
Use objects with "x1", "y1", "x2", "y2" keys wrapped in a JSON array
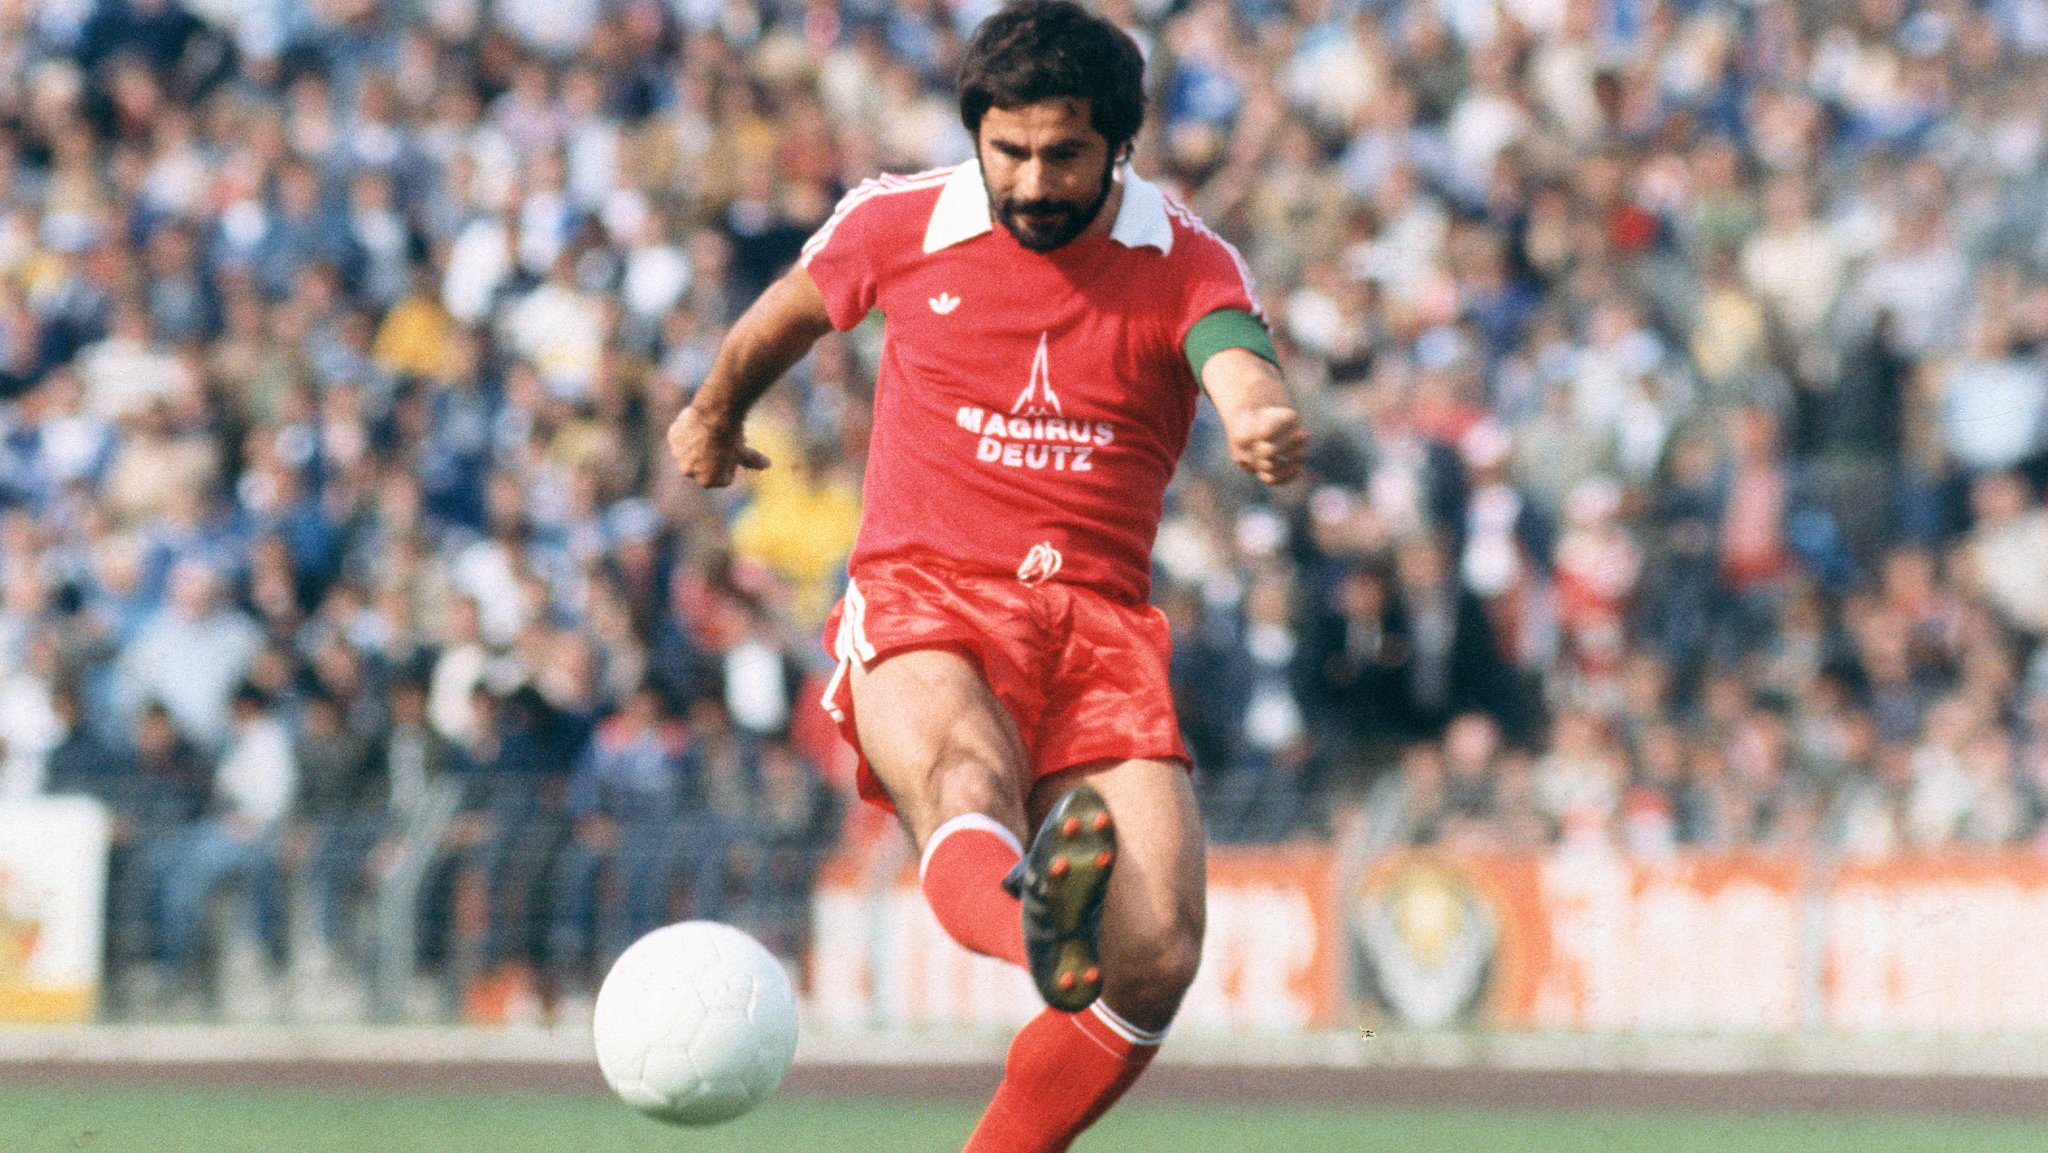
[
  {"x1": 847, "y1": 167, "x2": 955, "y2": 209},
  {"x1": 811, "y1": 167, "x2": 956, "y2": 246},
  {"x1": 1146, "y1": 189, "x2": 1262, "y2": 312},
  {"x1": 1154, "y1": 192, "x2": 1247, "y2": 266}
]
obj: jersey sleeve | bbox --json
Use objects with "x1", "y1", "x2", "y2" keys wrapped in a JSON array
[
  {"x1": 1168, "y1": 213, "x2": 1266, "y2": 346},
  {"x1": 799, "y1": 182, "x2": 886, "y2": 331}
]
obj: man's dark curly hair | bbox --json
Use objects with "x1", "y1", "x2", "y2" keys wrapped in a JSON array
[{"x1": 957, "y1": 0, "x2": 1147, "y2": 153}]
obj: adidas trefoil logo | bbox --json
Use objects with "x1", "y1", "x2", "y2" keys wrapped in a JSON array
[{"x1": 929, "y1": 291, "x2": 961, "y2": 315}]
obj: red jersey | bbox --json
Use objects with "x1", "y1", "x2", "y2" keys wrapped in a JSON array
[{"x1": 800, "y1": 160, "x2": 1261, "y2": 605}]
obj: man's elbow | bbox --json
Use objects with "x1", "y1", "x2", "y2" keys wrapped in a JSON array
[{"x1": 769, "y1": 264, "x2": 837, "y2": 341}]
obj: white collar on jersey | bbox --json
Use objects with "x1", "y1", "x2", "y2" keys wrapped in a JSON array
[{"x1": 921, "y1": 158, "x2": 1175, "y2": 256}]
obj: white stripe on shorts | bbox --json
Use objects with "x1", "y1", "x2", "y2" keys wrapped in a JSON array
[{"x1": 819, "y1": 576, "x2": 874, "y2": 722}]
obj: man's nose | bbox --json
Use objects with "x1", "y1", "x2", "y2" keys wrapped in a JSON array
[{"x1": 1015, "y1": 158, "x2": 1047, "y2": 201}]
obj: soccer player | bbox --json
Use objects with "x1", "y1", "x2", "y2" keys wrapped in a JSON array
[{"x1": 668, "y1": 3, "x2": 1304, "y2": 1149}]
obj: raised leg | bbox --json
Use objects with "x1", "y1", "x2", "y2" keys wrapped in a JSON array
[{"x1": 850, "y1": 648, "x2": 1033, "y2": 965}]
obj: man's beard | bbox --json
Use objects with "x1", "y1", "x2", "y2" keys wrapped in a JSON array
[{"x1": 992, "y1": 158, "x2": 1117, "y2": 252}]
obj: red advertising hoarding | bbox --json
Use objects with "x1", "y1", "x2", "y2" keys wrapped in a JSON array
[{"x1": 809, "y1": 844, "x2": 2048, "y2": 1033}]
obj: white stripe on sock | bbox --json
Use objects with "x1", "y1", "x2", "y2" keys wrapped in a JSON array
[
  {"x1": 1091, "y1": 999, "x2": 1169, "y2": 1047},
  {"x1": 918, "y1": 812, "x2": 1024, "y2": 883}
]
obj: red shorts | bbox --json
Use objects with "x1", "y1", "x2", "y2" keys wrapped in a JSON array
[{"x1": 820, "y1": 554, "x2": 1189, "y2": 809}]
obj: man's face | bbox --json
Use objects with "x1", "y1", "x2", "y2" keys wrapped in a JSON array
[{"x1": 978, "y1": 99, "x2": 1116, "y2": 252}]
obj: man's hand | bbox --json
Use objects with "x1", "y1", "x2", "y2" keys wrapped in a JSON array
[
  {"x1": 1225, "y1": 402, "x2": 1307, "y2": 485},
  {"x1": 1202, "y1": 347, "x2": 1306, "y2": 486},
  {"x1": 668, "y1": 264, "x2": 834, "y2": 488},
  {"x1": 668, "y1": 404, "x2": 772, "y2": 488}
]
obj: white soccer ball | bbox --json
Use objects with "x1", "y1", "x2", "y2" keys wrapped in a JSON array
[{"x1": 592, "y1": 921, "x2": 800, "y2": 1126}]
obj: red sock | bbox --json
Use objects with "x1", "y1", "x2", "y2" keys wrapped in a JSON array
[
  {"x1": 920, "y1": 813, "x2": 1027, "y2": 967},
  {"x1": 964, "y1": 1001, "x2": 1165, "y2": 1153}
]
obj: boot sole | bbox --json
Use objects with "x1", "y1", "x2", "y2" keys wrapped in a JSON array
[{"x1": 1019, "y1": 785, "x2": 1115, "y2": 1012}]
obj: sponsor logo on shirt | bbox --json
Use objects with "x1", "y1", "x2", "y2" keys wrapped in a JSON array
[
  {"x1": 929, "y1": 291, "x2": 961, "y2": 315},
  {"x1": 1017, "y1": 542, "x2": 1063, "y2": 585},
  {"x1": 953, "y1": 332, "x2": 1117, "y2": 472}
]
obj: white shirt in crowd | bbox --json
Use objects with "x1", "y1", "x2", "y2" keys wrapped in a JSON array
[{"x1": 217, "y1": 714, "x2": 297, "y2": 830}]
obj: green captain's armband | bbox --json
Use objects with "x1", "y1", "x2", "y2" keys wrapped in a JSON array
[{"x1": 1184, "y1": 308, "x2": 1279, "y2": 379}]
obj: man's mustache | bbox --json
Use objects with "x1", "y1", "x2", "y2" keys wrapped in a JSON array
[{"x1": 1002, "y1": 198, "x2": 1084, "y2": 218}]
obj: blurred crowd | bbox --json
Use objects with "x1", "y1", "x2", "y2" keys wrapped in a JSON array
[{"x1": 7, "y1": 0, "x2": 2048, "y2": 1015}]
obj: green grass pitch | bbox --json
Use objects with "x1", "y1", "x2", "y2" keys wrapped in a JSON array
[{"x1": 4, "y1": 1084, "x2": 2042, "y2": 1153}]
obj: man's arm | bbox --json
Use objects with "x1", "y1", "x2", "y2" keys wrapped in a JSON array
[
  {"x1": 1200, "y1": 346, "x2": 1307, "y2": 486},
  {"x1": 667, "y1": 264, "x2": 837, "y2": 488}
]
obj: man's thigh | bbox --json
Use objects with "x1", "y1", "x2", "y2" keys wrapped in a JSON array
[
  {"x1": 1028, "y1": 758, "x2": 1205, "y2": 1008},
  {"x1": 848, "y1": 646, "x2": 1033, "y2": 850}
]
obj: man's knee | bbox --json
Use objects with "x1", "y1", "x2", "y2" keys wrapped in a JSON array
[
  {"x1": 1106, "y1": 920, "x2": 1202, "y2": 1024},
  {"x1": 1141, "y1": 923, "x2": 1203, "y2": 994},
  {"x1": 896, "y1": 731, "x2": 1025, "y2": 848}
]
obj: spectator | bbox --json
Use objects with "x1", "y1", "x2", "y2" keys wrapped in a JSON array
[
  {"x1": 1740, "y1": 172, "x2": 1847, "y2": 353},
  {"x1": 1438, "y1": 712, "x2": 1505, "y2": 845},
  {"x1": 675, "y1": 695, "x2": 763, "y2": 924},
  {"x1": 379, "y1": 674, "x2": 473, "y2": 849},
  {"x1": 385, "y1": 673, "x2": 491, "y2": 1004},
  {"x1": 0, "y1": 628, "x2": 63, "y2": 797},
  {"x1": 1716, "y1": 407, "x2": 1794, "y2": 660},
  {"x1": 1533, "y1": 709, "x2": 1626, "y2": 844},
  {"x1": 158, "y1": 683, "x2": 296, "y2": 1006},
  {"x1": 1360, "y1": 740, "x2": 1449, "y2": 851},
  {"x1": 730, "y1": 442, "x2": 861, "y2": 625},
  {"x1": 92, "y1": 701, "x2": 212, "y2": 993},
  {"x1": 1388, "y1": 533, "x2": 1519, "y2": 735},
  {"x1": 466, "y1": 684, "x2": 578, "y2": 1001},
  {"x1": 1301, "y1": 563, "x2": 1411, "y2": 770},
  {"x1": 749, "y1": 737, "x2": 840, "y2": 958},
  {"x1": 1958, "y1": 472, "x2": 2048, "y2": 638},
  {"x1": 547, "y1": 681, "x2": 690, "y2": 984},
  {"x1": 73, "y1": 301, "x2": 189, "y2": 422},
  {"x1": 720, "y1": 603, "x2": 801, "y2": 740},
  {"x1": 1205, "y1": 568, "x2": 1315, "y2": 842},
  {"x1": 286, "y1": 687, "x2": 389, "y2": 971},
  {"x1": 114, "y1": 558, "x2": 262, "y2": 751}
]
